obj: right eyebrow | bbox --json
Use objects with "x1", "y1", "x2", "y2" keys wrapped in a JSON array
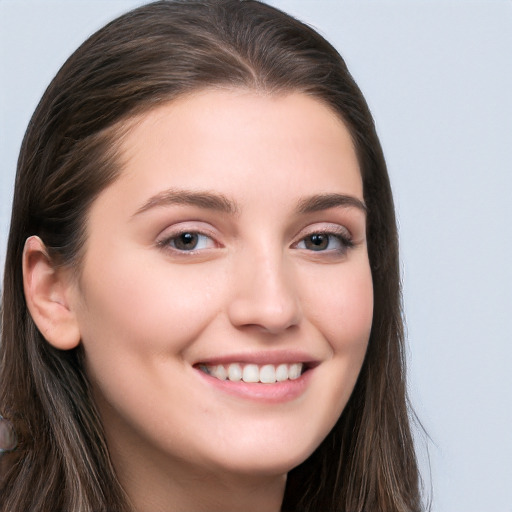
[
  {"x1": 296, "y1": 193, "x2": 367, "y2": 215},
  {"x1": 132, "y1": 188, "x2": 240, "y2": 217}
]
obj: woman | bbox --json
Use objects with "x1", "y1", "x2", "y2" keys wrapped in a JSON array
[{"x1": 0, "y1": 1, "x2": 422, "y2": 511}]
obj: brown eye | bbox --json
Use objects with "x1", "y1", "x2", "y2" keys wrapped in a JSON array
[
  {"x1": 304, "y1": 234, "x2": 329, "y2": 251},
  {"x1": 296, "y1": 231, "x2": 353, "y2": 254},
  {"x1": 163, "y1": 232, "x2": 215, "y2": 252},
  {"x1": 173, "y1": 233, "x2": 199, "y2": 250}
]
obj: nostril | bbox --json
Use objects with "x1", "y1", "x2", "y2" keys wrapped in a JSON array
[{"x1": 228, "y1": 304, "x2": 301, "y2": 334}]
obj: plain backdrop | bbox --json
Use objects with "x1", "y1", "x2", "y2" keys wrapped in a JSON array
[{"x1": 1, "y1": 1, "x2": 511, "y2": 511}]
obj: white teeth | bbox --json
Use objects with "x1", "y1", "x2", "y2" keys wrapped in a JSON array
[
  {"x1": 275, "y1": 363, "x2": 288, "y2": 382},
  {"x1": 288, "y1": 363, "x2": 302, "y2": 380},
  {"x1": 227, "y1": 363, "x2": 242, "y2": 382},
  {"x1": 212, "y1": 365, "x2": 227, "y2": 381},
  {"x1": 202, "y1": 362, "x2": 304, "y2": 383},
  {"x1": 259, "y1": 364, "x2": 276, "y2": 384},
  {"x1": 242, "y1": 364, "x2": 259, "y2": 383}
]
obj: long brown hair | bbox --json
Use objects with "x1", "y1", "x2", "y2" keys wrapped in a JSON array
[{"x1": 0, "y1": 1, "x2": 422, "y2": 510}]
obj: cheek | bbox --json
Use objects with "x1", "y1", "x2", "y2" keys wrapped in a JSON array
[
  {"x1": 306, "y1": 261, "x2": 374, "y2": 354},
  {"x1": 292, "y1": 260, "x2": 372, "y2": 451},
  {"x1": 75, "y1": 252, "x2": 225, "y2": 362}
]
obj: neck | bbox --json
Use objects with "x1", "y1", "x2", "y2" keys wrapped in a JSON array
[
  {"x1": 124, "y1": 465, "x2": 286, "y2": 512},
  {"x1": 107, "y1": 433, "x2": 286, "y2": 512}
]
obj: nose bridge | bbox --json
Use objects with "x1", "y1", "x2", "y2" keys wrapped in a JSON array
[{"x1": 227, "y1": 242, "x2": 301, "y2": 333}]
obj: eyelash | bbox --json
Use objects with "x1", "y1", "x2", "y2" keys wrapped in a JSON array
[
  {"x1": 157, "y1": 230, "x2": 217, "y2": 253},
  {"x1": 157, "y1": 227, "x2": 354, "y2": 256},
  {"x1": 294, "y1": 228, "x2": 354, "y2": 255}
]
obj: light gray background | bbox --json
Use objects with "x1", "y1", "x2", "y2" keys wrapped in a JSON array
[{"x1": 1, "y1": 1, "x2": 511, "y2": 511}]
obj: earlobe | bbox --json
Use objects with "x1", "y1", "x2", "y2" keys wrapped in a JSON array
[{"x1": 23, "y1": 236, "x2": 81, "y2": 350}]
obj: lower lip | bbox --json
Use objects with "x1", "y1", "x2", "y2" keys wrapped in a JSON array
[{"x1": 195, "y1": 367, "x2": 313, "y2": 404}]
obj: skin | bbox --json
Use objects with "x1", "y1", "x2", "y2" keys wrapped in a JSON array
[{"x1": 25, "y1": 90, "x2": 373, "y2": 512}]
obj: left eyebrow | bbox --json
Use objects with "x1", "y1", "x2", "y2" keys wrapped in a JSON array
[
  {"x1": 296, "y1": 193, "x2": 367, "y2": 215},
  {"x1": 132, "y1": 188, "x2": 240, "y2": 217}
]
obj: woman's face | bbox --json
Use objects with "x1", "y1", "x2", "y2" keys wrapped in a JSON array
[{"x1": 71, "y1": 90, "x2": 373, "y2": 480}]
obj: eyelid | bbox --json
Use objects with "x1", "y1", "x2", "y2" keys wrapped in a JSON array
[
  {"x1": 163, "y1": 232, "x2": 216, "y2": 251},
  {"x1": 292, "y1": 223, "x2": 355, "y2": 254},
  {"x1": 294, "y1": 222, "x2": 352, "y2": 242},
  {"x1": 155, "y1": 222, "x2": 222, "y2": 253}
]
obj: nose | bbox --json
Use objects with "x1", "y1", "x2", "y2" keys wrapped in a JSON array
[{"x1": 227, "y1": 249, "x2": 302, "y2": 334}]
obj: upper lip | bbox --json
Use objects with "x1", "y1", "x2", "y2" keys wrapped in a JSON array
[{"x1": 193, "y1": 350, "x2": 320, "y2": 367}]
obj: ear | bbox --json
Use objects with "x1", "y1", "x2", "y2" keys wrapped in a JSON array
[{"x1": 23, "y1": 236, "x2": 81, "y2": 350}]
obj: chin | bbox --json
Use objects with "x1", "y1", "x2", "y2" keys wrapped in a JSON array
[{"x1": 207, "y1": 436, "x2": 321, "y2": 478}]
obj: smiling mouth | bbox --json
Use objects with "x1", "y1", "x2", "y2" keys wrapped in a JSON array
[{"x1": 197, "y1": 362, "x2": 307, "y2": 384}]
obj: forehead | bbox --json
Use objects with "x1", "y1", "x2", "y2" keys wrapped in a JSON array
[
  {"x1": 92, "y1": 89, "x2": 363, "y2": 223},
  {"x1": 121, "y1": 90, "x2": 360, "y2": 185}
]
